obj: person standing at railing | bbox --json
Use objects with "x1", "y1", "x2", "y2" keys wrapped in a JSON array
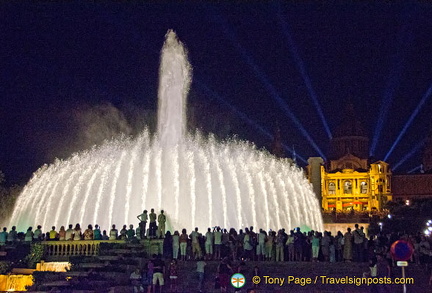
[
  {"x1": 149, "y1": 208, "x2": 157, "y2": 239},
  {"x1": 7, "y1": 226, "x2": 17, "y2": 244},
  {"x1": 179, "y1": 229, "x2": 188, "y2": 261},
  {"x1": 127, "y1": 224, "x2": 136, "y2": 242},
  {"x1": 214, "y1": 227, "x2": 222, "y2": 260},
  {"x1": 48, "y1": 226, "x2": 58, "y2": 241},
  {"x1": 172, "y1": 230, "x2": 180, "y2": 259},
  {"x1": 205, "y1": 228, "x2": 214, "y2": 260},
  {"x1": 24, "y1": 227, "x2": 33, "y2": 242},
  {"x1": 120, "y1": 225, "x2": 128, "y2": 240},
  {"x1": 190, "y1": 227, "x2": 202, "y2": 260},
  {"x1": 0, "y1": 227, "x2": 7, "y2": 246},
  {"x1": 83, "y1": 225, "x2": 94, "y2": 240},
  {"x1": 158, "y1": 210, "x2": 166, "y2": 238},
  {"x1": 33, "y1": 225, "x2": 43, "y2": 241},
  {"x1": 109, "y1": 224, "x2": 118, "y2": 240},
  {"x1": 94, "y1": 224, "x2": 102, "y2": 240},
  {"x1": 65, "y1": 224, "x2": 74, "y2": 241},
  {"x1": 73, "y1": 224, "x2": 82, "y2": 241},
  {"x1": 58, "y1": 226, "x2": 66, "y2": 241},
  {"x1": 102, "y1": 230, "x2": 109, "y2": 240},
  {"x1": 137, "y1": 209, "x2": 148, "y2": 239}
]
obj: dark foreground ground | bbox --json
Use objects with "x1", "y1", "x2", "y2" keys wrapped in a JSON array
[{"x1": 27, "y1": 260, "x2": 431, "y2": 293}]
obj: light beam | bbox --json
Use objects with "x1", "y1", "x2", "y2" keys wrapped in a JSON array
[
  {"x1": 275, "y1": 3, "x2": 332, "y2": 140},
  {"x1": 384, "y1": 83, "x2": 432, "y2": 161},
  {"x1": 407, "y1": 165, "x2": 421, "y2": 174},
  {"x1": 392, "y1": 137, "x2": 427, "y2": 171},
  {"x1": 370, "y1": 16, "x2": 415, "y2": 156},
  {"x1": 196, "y1": 80, "x2": 308, "y2": 163},
  {"x1": 211, "y1": 10, "x2": 326, "y2": 159}
]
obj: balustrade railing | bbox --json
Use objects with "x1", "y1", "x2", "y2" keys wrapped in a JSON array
[
  {"x1": 41, "y1": 239, "x2": 162, "y2": 260},
  {"x1": 42, "y1": 240, "x2": 124, "y2": 259}
]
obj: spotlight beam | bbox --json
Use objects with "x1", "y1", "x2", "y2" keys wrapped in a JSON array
[
  {"x1": 407, "y1": 165, "x2": 421, "y2": 174},
  {"x1": 275, "y1": 3, "x2": 333, "y2": 140},
  {"x1": 384, "y1": 83, "x2": 432, "y2": 161},
  {"x1": 370, "y1": 73, "x2": 401, "y2": 156},
  {"x1": 196, "y1": 80, "x2": 308, "y2": 164},
  {"x1": 392, "y1": 137, "x2": 427, "y2": 171},
  {"x1": 370, "y1": 17, "x2": 415, "y2": 156},
  {"x1": 211, "y1": 10, "x2": 326, "y2": 159}
]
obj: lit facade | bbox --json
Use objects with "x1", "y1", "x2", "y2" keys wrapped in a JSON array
[
  {"x1": 306, "y1": 103, "x2": 392, "y2": 212},
  {"x1": 319, "y1": 159, "x2": 392, "y2": 211}
]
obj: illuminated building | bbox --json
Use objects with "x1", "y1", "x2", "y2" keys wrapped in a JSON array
[{"x1": 307, "y1": 104, "x2": 392, "y2": 211}]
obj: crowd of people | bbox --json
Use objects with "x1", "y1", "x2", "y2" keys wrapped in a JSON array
[
  {"x1": 127, "y1": 222, "x2": 432, "y2": 292},
  {"x1": 1, "y1": 210, "x2": 432, "y2": 266},
  {"x1": 0, "y1": 209, "x2": 167, "y2": 244},
  {"x1": 156, "y1": 224, "x2": 432, "y2": 266},
  {"x1": 1, "y1": 209, "x2": 432, "y2": 292}
]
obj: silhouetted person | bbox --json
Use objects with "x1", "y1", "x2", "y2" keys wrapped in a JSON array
[
  {"x1": 137, "y1": 209, "x2": 148, "y2": 239},
  {"x1": 149, "y1": 208, "x2": 157, "y2": 238}
]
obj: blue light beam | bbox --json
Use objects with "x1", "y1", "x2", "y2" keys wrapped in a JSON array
[
  {"x1": 407, "y1": 165, "x2": 421, "y2": 174},
  {"x1": 392, "y1": 137, "x2": 427, "y2": 171},
  {"x1": 384, "y1": 83, "x2": 432, "y2": 161},
  {"x1": 212, "y1": 11, "x2": 326, "y2": 159},
  {"x1": 196, "y1": 80, "x2": 308, "y2": 164},
  {"x1": 275, "y1": 4, "x2": 333, "y2": 140},
  {"x1": 370, "y1": 16, "x2": 415, "y2": 156}
]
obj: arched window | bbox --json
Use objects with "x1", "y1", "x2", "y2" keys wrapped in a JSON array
[
  {"x1": 344, "y1": 181, "x2": 352, "y2": 194},
  {"x1": 376, "y1": 179, "x2": 384, "y2": 193},
  {"x1": 328, "y1": 182, "x2": 336, "y2": 195},
  {"x1": 360, "y1": 181, "x2": 368, "y2": 194}
]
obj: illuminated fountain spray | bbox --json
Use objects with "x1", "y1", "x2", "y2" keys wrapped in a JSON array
[
  {"x1": 9, "y1": 30, "x2": 323, "y2": 232},
  {"x1": 157, "y1": 30, "x2": 190, "y2": 147}
]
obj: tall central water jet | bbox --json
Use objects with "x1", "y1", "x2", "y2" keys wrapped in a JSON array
[
  {"x1": 8, "y1": 30, "x2": 323, "y2": 233},
  {"x1": 157, "y1": 30, "x2": 191, "y2": 146}
]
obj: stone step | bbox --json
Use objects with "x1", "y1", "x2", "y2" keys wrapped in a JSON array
[
  {"x1": 65, "y1": 271, "x2": 90, "y2": 277},
  {"x1": 97, "y1": 255, "x2": 121, "y2": 261},
  {"x1": 78, "y1": 262, "x2": 106, "y2": 268},
  {"x1": 108, "y1": 285, "x2": 134, "y2": 293},
  {"x1": 42, "y1": 280, "x2": 71, "y2": 287}
]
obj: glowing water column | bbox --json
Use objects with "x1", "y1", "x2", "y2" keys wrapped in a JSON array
[{"x1": 157, "y1": 30, "x2": 191, "y2": 147}]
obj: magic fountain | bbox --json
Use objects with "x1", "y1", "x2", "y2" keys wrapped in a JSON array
[{"x1": 9, "y1": 30, "x2": 323, "y2": 232}]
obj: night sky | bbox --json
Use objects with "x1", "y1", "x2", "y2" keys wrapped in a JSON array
[{"x1": 1, "y1": 2, "x2": 432, "y2": 185}]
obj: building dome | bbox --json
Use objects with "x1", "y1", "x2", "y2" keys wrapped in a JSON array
[
  {"x1": 334, "y1": 120, "x2": 368, "y2": 138},
  {"x1": 333, "y1": 103, "x2": 368, "y2": 138}
]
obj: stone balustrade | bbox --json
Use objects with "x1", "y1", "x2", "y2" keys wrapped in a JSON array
[
  {"x1": 41, "y1": 239, "x2": 163, "y2": 260},
  {"x1": 42, "y1": 240, "x2": 124, "y2": 259}
]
